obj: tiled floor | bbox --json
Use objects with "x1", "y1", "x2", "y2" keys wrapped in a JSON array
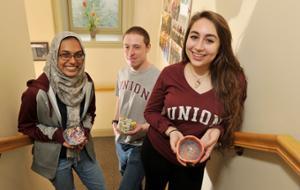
[{"x1": 75, "y1": 137, "x2": 121, "y2": 190}]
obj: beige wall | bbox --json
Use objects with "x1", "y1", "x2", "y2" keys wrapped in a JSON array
[
  {"x1": 24, "y1": 0, "x2": 55, "y2": 75},
  {"x1": 0, "y1": 1, "x2": 53, "y2": 189},
  {"x1": 2, "y1": 0, "x2": 299, "y2": 189},
  {"x1": 132, "y1": 0, "x2": 163, "y2": 68},
  {"x1": 24, "y1": 1, "x2": 123, "y2": 135},
  {"x1": 90, "y1": 0, "x2": 163, "y2": 134},
  {"x1": 25, "y1": 0, "x2": 163, "y2": 136},
  {"x1": 192, "y1": 0, "x2": 300, "y2": 189}
]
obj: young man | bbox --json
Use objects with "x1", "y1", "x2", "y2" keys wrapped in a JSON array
[{"x1": 112, "y1": 26, "x2": 160, "y2": 190}]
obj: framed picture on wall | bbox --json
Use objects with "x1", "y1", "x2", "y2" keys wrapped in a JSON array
[
  {"x1": 31, "y1": 42, "x2": 49, "y2": 61},
  {"x1": 159, "y1": 0, "x2": 192, "y2": 64}
]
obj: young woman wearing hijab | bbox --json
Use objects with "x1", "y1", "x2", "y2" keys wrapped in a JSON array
[
  {"x1": 141, "y1": 10, "x2": 247, "y2": 190},
  {"x1": 18, "y1": 31, "x2": 106, "y2": 190}
]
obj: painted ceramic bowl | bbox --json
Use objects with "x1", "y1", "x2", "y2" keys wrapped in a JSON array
[
  {"x1": 176, "y1": 135, "x2": 205, "y2": 165},
  {"x1": 63, "y1": 127, "x2": 85, "y2": 145},
  {"x1": 118, "y1": 117, "x2": 136, "y2": 133}
]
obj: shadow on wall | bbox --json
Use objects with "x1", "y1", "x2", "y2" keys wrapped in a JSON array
[
  {"x1": 204, "y1": 0, "x2": 258, "y2": 188},
  {"x1": 206, "y1": 0, "x2": 300, "y2": 189},
  {"x1": 244, "y1": 149, "x2": 300, "y2": 186},
  {"x1": 207, "y1": 149, "x2": 300, "y2": 189},
  {"x1": 205, "y1": 149, "x2": 236, "y2": 189},
  {"x1": 215, "y1": 0, "x2": 244, "y2": 19},
  {"x1": 235, "y1": 0, "x2": 300, "y2": 139},
  {"x1": 216, "y1": 0, "x2": 258, "y2": 51}
]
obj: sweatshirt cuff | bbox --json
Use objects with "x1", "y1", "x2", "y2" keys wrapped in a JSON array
[
  {"x1": 52, "y1": 128, "x2": 65, "y2": 144},
  {"x1": 209, "y1": 125, "x2": 224, "y2": 142},
  {"x1": 83, "y1": 127, "x2": 91, "y2": 140}
]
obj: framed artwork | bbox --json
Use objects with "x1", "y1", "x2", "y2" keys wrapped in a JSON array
[
  {"x1": 67, "y1": 0, "x2": 122, "y2": 34},
  {"x1": 31, "y1": 42, "x2": 49, "y2": 61},
  {"x1": 159, "y1": 0, "x2": 192, "y2": 64}
]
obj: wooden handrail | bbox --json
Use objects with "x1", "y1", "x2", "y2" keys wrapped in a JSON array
[
  {"x1": 0, "y1": 134, "x2": 32, "y2": 153},
  {"x1": 1, "y1": 131, "x2": 299, "y2": 177},
  {"x1": 1, "y1": 85, "x2": 299, "y2": 175},
  {"x1": 234, "y1": 131, "x2": 300, "y2": 176},
  {"x1": 0, "y1": 86, "x2": 113, "y2": 154},
  {"x1": 95, "y1": 85, "x2": 115, "y2": 92}
]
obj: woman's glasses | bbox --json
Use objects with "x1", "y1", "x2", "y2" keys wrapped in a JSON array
[{"x1": 59, "y1": 51, "x2": 85, "y2": 62}]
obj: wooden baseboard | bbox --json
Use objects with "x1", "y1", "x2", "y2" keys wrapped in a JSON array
[{"x1": 91, "y1": 128, "x2": 114, "y2": 137}]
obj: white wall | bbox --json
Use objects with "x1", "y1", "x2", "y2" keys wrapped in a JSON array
[
  {"x1": 191, "y1": 0, "x2": 300, "y2": 189},
  {"x1": 192, "y1": 0, "x2": 300, "y2": 139}
]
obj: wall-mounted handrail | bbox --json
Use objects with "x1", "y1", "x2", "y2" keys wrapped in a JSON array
[
  {"x1": 95, "y1": 85, "x2": 115, "y2": 92},
  {"x1": 0, "y1": 85, "x2": 114, "y2": 154},
  {"x1": 234, "y1": 131, "x2": 300, "y2": 176},
  {"x1": 1, "y1": 86, "x2": 299, "y2": 176},
  {"x1": 0, "y1": 134, "x2": 32, "y2": 153},
  {"x1": 1, "y1": 131, "x2": 299, "y2": 177}
]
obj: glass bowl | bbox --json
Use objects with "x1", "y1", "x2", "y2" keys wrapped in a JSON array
[
  {"x1": 63, "y1": 127, "x2": 85, "y2": 145},
  {"x1": 118, "y1": 117, "x2": 136, "y2": 133}
]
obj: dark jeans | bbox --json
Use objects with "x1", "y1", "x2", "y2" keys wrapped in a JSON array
[
  {"x1": 141, "y1": 136, "x2": 205, "y2": 190},
  {"x1": 115, "y1": 142, "x2": 144, "y2": 190}
]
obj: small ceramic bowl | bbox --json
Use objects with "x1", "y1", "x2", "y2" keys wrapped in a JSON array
[
  {"x1": 63, "y1": 127, "x2": 85, "y2": 145},
  {"x1": 118, "y1": 117, "x2": 136, "y2": 133},
  {"x1": 176, "y1": 135, "x2": 205, "y2": 165}
]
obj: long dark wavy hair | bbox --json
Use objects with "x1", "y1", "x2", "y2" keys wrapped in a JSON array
[{"x1": 182, "y1": 10, "x2": 247, "y2": 148}]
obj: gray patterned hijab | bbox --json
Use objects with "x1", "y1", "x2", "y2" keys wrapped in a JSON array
[{"x1": 44, "y1": 31, "x2": 87, "y2": 132}]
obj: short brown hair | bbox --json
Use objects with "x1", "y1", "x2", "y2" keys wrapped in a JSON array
[{"x1": 124, "y1": 26, "x2": 150, "y2": 46}]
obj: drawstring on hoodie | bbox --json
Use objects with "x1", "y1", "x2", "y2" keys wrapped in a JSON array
[{"x1": 47, "y1": 95, "x2": 53, "y2": 117}]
